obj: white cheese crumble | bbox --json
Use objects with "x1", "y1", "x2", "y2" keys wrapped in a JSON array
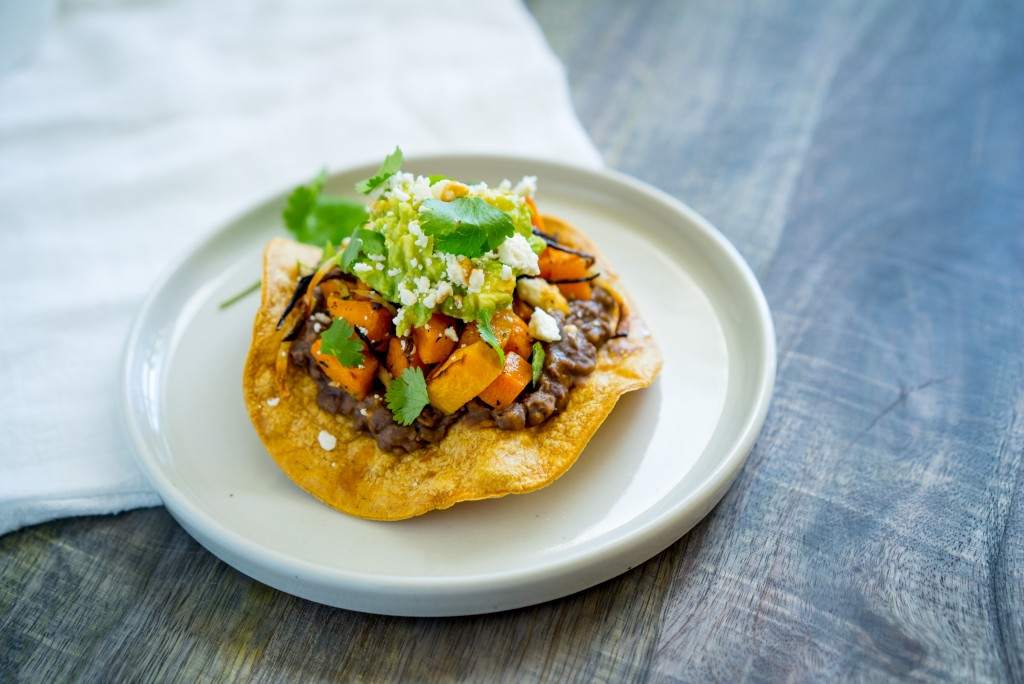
[
  {"x1": 266, "y1": 397, "x2": 280, "y2": 407},
  {"x1": 352, "y1": 262, "x2": 372, "y2": 274},
  {"x1": 468, "y1": 268, "x2": 485, "y2": 293},
  {"x1": 430, "y1": 179, "x2": 452, "y2": 200},
  {"x1": 501, "y1": 264, "x2": 513, "y2": 281},
  {"x1": 397, "y1": 282, "x2": 418, "y2": 306},
  {"x1": 444, "y1": 253, "x2": 468, "y2": 287},
  {"x1": 317, "y1": 430, "x2": 337, "y2": 451},
  {"x1": 516, "y1": 277, "x2": 546, "y2": 305},
  {"x1": 435, "y1": 281, "x2": 453, "y2": 303},
  {"x1": 529, "y1": 307, "x2": 561, "y2": 342},
  {"x1": 497, "y1": 233, "x2": 540, "y2": 275},
  {"x1": 514, "y1": 175, "x2": 537, "y2": 197},
  {"x1": 444, "y1": 326, "x2": 458, "y2": 342},
  {"x1": 387, "y1": 268, "x2": 402, "y2": 277}
]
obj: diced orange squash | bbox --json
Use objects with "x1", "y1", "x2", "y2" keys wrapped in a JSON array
[
  {"x1": 319, "y1": 278, "x2": 349, "y2": 301},
  {"x1": 477, "y1": 352, "x2": 532, "y2": 408},
  {"x1": 456, "y1": 311, "x2": 530, "y2": 359},
  {"x1": 327, "y1": 297, "x2": 392, "y2": 345},
  {"x1": 412, "y1": 313, "x2": 458, "y2": 364},
  {"x1": 426, "y1": 341, "x2": 503, "y2": 414},
  {"x1": 512, "y1": 297, "x2": 533, "y2": 323},
  {"x1": 525, "y1": 197, "x2": 546, "y2": 232},
  {"x1": 457, "y1": 322, "x2": 483, "y2": 350},
  {"x1": 538, "y1": 247, "x2": 592, "y2": 300},
  {"x1": 386, "y1": 336, "x2": 426, "y2": 379},
  {"x1": 494, "y1": 309, "x2": 532, "y2": 359},
  {"x1": 311, "y1": 338, "x2": 378, "y2": 400}
]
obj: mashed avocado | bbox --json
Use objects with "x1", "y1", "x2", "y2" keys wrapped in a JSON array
[{"x1": 347, "y1": 172, "x2": 547, "y2": 335}]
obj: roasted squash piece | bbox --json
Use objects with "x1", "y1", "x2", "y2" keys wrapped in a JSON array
[
  {"x1": 327, "y1": 297, "x2": 391, "y2": 345},
  {"x1": 477, "y1": 352, "x2": 532, "y2": 408},
  {"x1": 539, "y1": 247, "x2": 592, "y2": 300},
  {"x1": 311, "y1": 338, "x2": 378, "y2": 400},
  {"x1": 413, "y1": 313, "x2": 459, "y2": 364},
  {"x1": 426, "y1": 341, "x2": 503, "y2": 414},
  {"x1": 457, "y1": 311, "x2": 530, "y2": 359},
  {"x1": 386, "y1": 336, "x2": 426, "y2": 379}
]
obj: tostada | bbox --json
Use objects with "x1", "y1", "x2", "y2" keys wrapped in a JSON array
[{"x1": 243, "y1": 149, "x2": 661, "y2": 520}]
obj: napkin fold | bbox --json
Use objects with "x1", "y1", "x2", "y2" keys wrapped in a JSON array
[{"x1": 0, "y1": 0, "x2": 601, "y2": 536}]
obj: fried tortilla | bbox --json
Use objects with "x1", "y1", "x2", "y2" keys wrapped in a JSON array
[{"x1": 243, "y1": 216, "x2": 661, "y2": 520}]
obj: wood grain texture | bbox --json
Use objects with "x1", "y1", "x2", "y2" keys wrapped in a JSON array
[{"x1": 3, "y1": 0, "x2": 1022, "y2": 681}]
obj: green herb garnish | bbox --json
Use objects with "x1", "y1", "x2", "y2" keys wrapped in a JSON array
[
  {"x1": 476, "y1": 309, "x2": 506, "y2": 366},
  {"x1": 419, "y1": 197, "x2": 515, "y2": 258},
  {"x1": 355, "y1": 146, "x2": 404, "y2": 195},
  {"x1": 284, "y1": 170, "x2": 368, "y2": 246},
  {"x1": 218, "y1": 279, "x2": 261, "y2": 309},
  {"x1": 531, "y1": 341, "x2": 545, "y2": 387},
  {"x1": 319, "y1": 319, "x2": 364, "y2": 368},
  {"x1": 386, "y1": 366, "x2": 430, "y2": 426}
]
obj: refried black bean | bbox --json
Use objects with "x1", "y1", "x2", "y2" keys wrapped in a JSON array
[{"x1": 289, "y1": 284, "x2": 618, "y2": 453}]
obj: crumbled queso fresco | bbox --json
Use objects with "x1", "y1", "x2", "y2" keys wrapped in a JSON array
[
  {"x1": 317, "y1": 430, "x2": 337, "y2": 451},
  {"x1": 528, "y1": 307, "x2": 562, "y2": 342},
  {"x1": 352, "y1": 172, "x2": 547, "y2": 336}
]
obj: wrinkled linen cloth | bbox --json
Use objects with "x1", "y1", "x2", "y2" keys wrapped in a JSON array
[{"x1": 0, "y1": 0, "x2": 601, "y2": 535}]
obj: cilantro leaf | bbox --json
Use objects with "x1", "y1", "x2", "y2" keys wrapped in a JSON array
[
  {"x1": 355, "y1": 146, "x2": 404, "y2": 194},
  {"x1": 283, "y1": 171, "x2": 368, "y2": 246},
  {"x1": 419, "y1": 197, "x2": 515, "y2": 258},
  {"x1": 337, "y1": 227, "x2": 387, "y2": 274},
  {"x1": 352, "y1": 227, "x2": 386, "y2": 255},
  {"x1": 320, "y1": 319, "x2": 365, "y2": 368},
  {"x1": 476, "y1": 310, "x2": 506, "y2": 366},
  {"x1": 531, "y1": 341, "x2": 545, "y2": 387},
  {"x1": 386, "y1": 367, "x2": 430, "y2": 426},
  {"x1": 339, "y1": 236, "x2": 363, "y2": 272}
]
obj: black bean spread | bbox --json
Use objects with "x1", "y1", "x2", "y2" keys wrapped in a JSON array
[{"x1": 289, "y1": 285, "x2": 619, "y2": 454}]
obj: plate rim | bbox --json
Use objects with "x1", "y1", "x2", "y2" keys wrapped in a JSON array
[{"x1": 120, "y1": 152, "x2": 776, "y2": 615}]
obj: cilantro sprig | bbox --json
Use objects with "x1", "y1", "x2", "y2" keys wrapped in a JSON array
[
  {"x1": 386, "y1": 367, "x2": 430, "y2": 426},
  {"x1": 339, "y1": 227, "x2": 387, "y2": 272},
  {"x1": 284, "y1": 170, "x2": 368, "y2": 246},
  {"x1": 355, "y1": 147, "x2": 404, "y2": 195},
  {"x1": 220, "y1": 170, "x2": 368, "y2": 309},
  {"x1": 476, "y1": 310, "x2": 506, "y2": 366},
  {"x1": 419, "y1": 197, "x2": 515, "y2": 258},
  {"x1": 319, "y1": 319, "x2": 365, "y2": 368}
]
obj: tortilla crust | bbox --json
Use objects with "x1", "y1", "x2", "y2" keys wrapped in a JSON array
[{"x1": 243, "y1": 216, "x2": 662, "y2": 520}]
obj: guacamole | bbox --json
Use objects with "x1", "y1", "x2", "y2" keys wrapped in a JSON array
[{"x1": 347, "y1": 172, "x2": 547, "y2": 335}]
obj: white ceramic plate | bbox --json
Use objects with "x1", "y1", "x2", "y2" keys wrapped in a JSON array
[{"x1": 121, "y1": 155, "x2": 775, "y2": 616}]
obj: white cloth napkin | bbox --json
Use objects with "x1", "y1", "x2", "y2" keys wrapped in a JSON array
[{"x1": 0, "y1": 0, "x2": 601, "y2": 535}]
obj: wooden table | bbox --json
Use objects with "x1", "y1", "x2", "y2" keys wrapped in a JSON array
[{"x1": 3, "y1": 0, "x2": 1022, "y2": 680}]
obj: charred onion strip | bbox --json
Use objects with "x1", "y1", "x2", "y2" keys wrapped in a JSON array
[
  {"x1": 545, "y1": 273, "x2": 601, "y2": 284},
  {"x1": 545, "y1": 242, "x2": 596, "y2": 265},
  {"x1": 351, "y1": 324, "x2": 380, "y2": 354},
  {"x1": 531, "y1": 226, "x2": 557, "y2": 242},
  {"x1": 277, "y1": 273, "x2": 313, "y2": 330}
]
